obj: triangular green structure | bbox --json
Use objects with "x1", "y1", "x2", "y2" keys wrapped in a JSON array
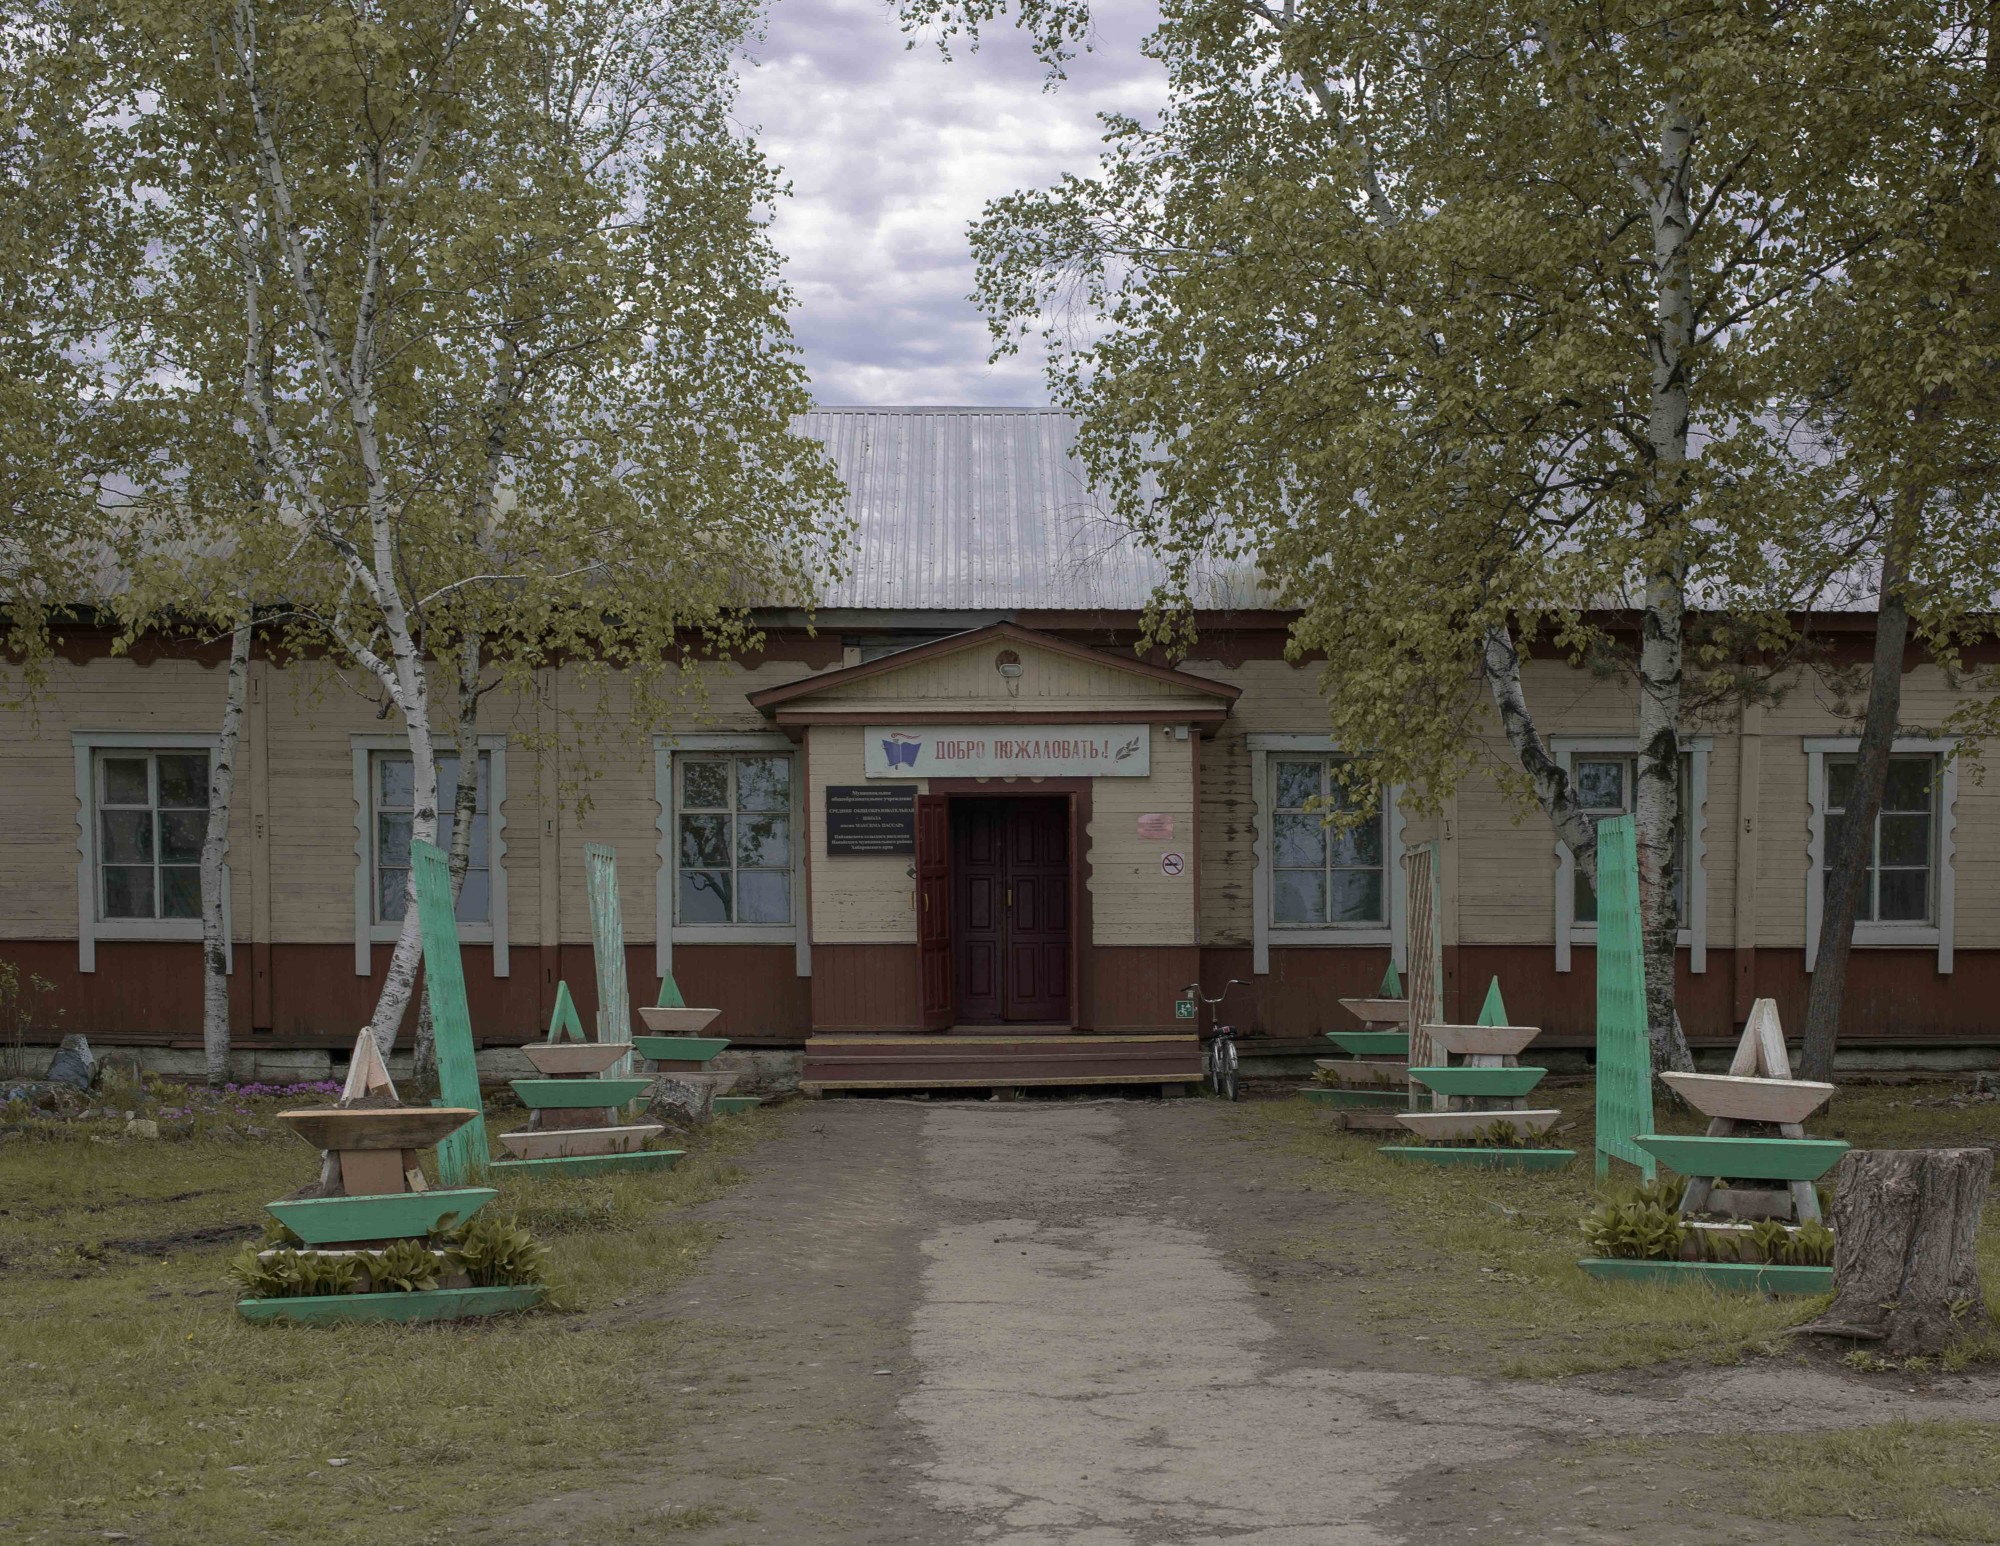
[
  {"x1": 1378, "y1": 960, "x2": 1403, "y2": 998},
  {"x1": 657, "y1": 971, "x2": 686, "y2": 1009},
  {"x1": 1475, "y1": 977, "x2": 1508, "y2": 1027},
  {"x1": 412, "y1": 838, "x2": 490, "y2": 1186},
  {"x1": 546, "y1": 980, "x2": 584, "y2": 1043}
]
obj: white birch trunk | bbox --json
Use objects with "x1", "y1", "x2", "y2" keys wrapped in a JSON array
[
  {"x1": 1636, "y1": 93, "x2": 1698, "y2": 1075},
  {"x1": 1481, "y1": 623, "x2": 1601, "y2": 883},
  {"x1": 200, "y1": 615, "x2": 253, "y2": 1086}
]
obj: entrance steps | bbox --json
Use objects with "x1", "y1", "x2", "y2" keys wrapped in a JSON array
[{"x1": 802, "y1": 1033, "x2": 1201, "y2": 1095}]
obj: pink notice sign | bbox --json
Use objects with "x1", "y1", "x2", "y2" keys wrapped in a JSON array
[{"x1": 1136, "y1": 813, "x2": 1174, "y2": 840}]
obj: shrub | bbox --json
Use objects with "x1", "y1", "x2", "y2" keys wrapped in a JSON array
[
  {"x1": 1580, "y1": 1198, "x2": 1686, "y2": 1261},
  {"x1": 442, "y1": 1212, "x2": 549, "y2": 1287}
]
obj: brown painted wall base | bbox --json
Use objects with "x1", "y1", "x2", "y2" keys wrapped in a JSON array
[
  {"x1": 4, "y1": 940, "x2": 812, "y2": 1049},
  {"x1": 7, "y1": 937, "x2": 1991, "y2": 1050}
]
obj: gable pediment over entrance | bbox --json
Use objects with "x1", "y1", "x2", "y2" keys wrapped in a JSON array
[{"x1": 745, "y1": 622, "x2": 1238, "y2": 729}]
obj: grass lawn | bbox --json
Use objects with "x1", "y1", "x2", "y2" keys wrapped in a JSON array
[
  {"x1": 1263, "y1": 1076, "x2": 2000, "y2": 1379},
  {"x1": 0, "y1": 1095, "x2": 772, "y2": 1545}
]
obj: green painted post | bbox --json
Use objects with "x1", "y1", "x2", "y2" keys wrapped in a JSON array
[
  {"x1": 1593, "y1": 814, "x2": 1655, "y2": 1181},
  {"x1": 1475, "y1": 977, "x2": 1508, "y2": 1027},
  {"x1": 413, "y1": 839, "x2": 490, "y2": 1185},
  {"x1": 1378, "y1": 960, "x2": 1403, "y2": 998},
  {"x1": 546, "y1": 980, "x2": 584, "y2": 1043},
  {"x1": 584, "y1": 842, "x2": 632, "y2": 1076}
]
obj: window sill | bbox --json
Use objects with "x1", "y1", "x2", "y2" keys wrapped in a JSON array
[
  {"x1": 367, "y1": 923, "x2": 495, "y2": 944},
  {"x1": 671, "y1": 925, "x2": 798, "y2": 945},
  {"x1": 1851, "y1": 926, "x2": 1941, "y2": 948},
  {"x1": 1269, "y1": 927, "x2": 1394, "y2": 947},
  {"x1": 92, "y1": 919, "x2": 205, "y2": 942}
]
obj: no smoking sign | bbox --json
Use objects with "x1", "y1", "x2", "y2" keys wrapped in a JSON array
[{"x1": 1160, "y1": 852, "x2": 1185, "y2": 877}]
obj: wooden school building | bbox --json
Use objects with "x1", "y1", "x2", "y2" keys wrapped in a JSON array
[{"x1": 2, "y1": 408, "x2": 1992, "y2": 1087}]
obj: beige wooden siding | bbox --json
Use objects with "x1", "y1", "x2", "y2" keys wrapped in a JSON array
[
  {"x1": 807, "y1": 725, "x2": 919, "y2": 943},
  {"x1": 1089, "y1": 730, "x2": 1196, "y2": 946},
  {"x1": 811, "y1": 638, "x2": 1211, "y2": 712}
]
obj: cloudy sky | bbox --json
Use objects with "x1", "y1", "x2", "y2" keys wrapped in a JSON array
[{"x1": 734, "y1": 1, "x2": 1165, "y2": 407}]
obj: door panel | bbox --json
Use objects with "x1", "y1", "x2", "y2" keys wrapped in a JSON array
[
  {"x1": 917, "y1": 794, "x2": 953, "y2": 1029},
  {"x1": 952, "y1": 801, "x2": 1004, "y2": 1023},
  {"x1": 1003, "y1": 798, "x2": 1071, "y2": 1023}
]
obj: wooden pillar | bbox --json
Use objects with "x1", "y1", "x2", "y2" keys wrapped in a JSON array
[
  {"x1": 536, "y1": 666, "x2": 562, "y2": 1032},
  {"x1": 247, "y1": 656, "x2": 274, "y2": 1032},
  {"x1": 1440, "y1": 792, "x2": 1463, "y2": 1023}
]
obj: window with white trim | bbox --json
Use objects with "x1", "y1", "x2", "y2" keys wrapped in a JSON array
[
  {"x1": 674, "y1": 752, "x2": 794, "y2": 925},
  {"x1": 1270, "y1": 756, "x2": 1388, "y2": 928},
  {"x1": 94, "y1": 749, "x2": 210, "y2": 920},
  {"x1": 1825, "y1": 753, "x2": 1938, "y2": 925},
  {"x1": 1570, "y1": 753, "x2": 1693, "y2": 927},
  {"x1": 371, "y1": 751, "x2": 491, "y2": 924}
]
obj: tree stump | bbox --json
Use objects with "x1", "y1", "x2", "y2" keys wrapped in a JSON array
[{"x1": 1801, "y1": 1148, "x2": 1994, "y2": 1357}]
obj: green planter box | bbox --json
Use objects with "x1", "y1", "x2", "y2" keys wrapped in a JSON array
[
  {"x1": 265, "y1": 1187, "x2": 497, "y2": 1246},
  {"x1": 1635, "y1": 1133, "x2": 1849, "y2": 1183},
  {"x1": 508, "y1": 1077, "x2": 652, "y2": 1109},
  {"x1": 237, "y1": 1284, "x2": 545, "y2": 1325},
  {"x1": 631, "y1": 1036, "x2": 730, "y2": 1064},
  {"x1": 712, "y1": 1096, "x2": 761, "y2": 1114},
  {"x1": 1378, "y1": 1146, "x2": 1574, "y2": 1170},
  {"x1": 1576, "y1": 1258, "x2": 1834, "y2": 1295},
  {"x1": 1408, "y1": 1065, "x2": 1547, "y2": 1099},
  {"x1": 1301, "y1": 1086, "x2": 1406, "y2": 1109},
  {"x1": 1325, "y1": 1031, "x2": 1410, "y2": 1057},
  {"x1": 490, "y1": 1150, "x2": 683, "y2": 1179}
]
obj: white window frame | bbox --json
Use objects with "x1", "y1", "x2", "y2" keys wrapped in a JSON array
[
  {"x1": 1248, "y1": 734, "x2": 1407, "y2": 976},
  {"x1": 1804, "y1": 736, "x2": 1956, "y2": 974},
  {"x1": 1553, "y1": 737, "x2": 1709, "y2": 975},
  {"x1": 71, "y1": 731, "x2": 231, "y2": 974},
  {"x1": 350, "y1": 734, "x2": 509, "y2": 977},
  {"x1": 654, "y1": 733, "x2": 809, "y2": 980}
]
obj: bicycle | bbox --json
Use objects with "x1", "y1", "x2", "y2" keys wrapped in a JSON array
[{"x1": 1183, "y1": 979, "x2": 1250, "y2": 1101}]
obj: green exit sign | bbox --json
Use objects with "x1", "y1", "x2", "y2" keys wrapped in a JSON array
[{"x1": 1174, "y1": 999, "x2": 1196, "y2": 1020}]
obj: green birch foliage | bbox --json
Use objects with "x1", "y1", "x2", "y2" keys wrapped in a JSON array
[
  {"x1": 111, "y1": 0, "x2": 843, "y2": 707},
  {"x1": 966, "y1": 0, "x2": 1940, "y2": 804}
]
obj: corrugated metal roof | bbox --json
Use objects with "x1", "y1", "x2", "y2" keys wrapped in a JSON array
[{"x1": 796, "y1": 407, "x2": 1274, "y2": 614}]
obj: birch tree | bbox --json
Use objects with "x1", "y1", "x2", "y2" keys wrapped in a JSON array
[
  {"x1": 909, "y1": 0, "x2": 1910, "y2": 1070},
  {"x1": 119, "y1": 0, "x2": 840, "y2": 1055}
]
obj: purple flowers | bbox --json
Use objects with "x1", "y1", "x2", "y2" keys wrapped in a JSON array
[{"x1": 220, "y1": 1080, "x2": 341, "y2": 1098}]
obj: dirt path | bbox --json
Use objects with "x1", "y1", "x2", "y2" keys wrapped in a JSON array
[{"x1": 511, "y1": 1098, "x2": 2000, "y2": 1546}]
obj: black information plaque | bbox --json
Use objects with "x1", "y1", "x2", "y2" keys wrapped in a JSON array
[{"x1": 825, "y1": 784, "x2": 918, "y2": 855}]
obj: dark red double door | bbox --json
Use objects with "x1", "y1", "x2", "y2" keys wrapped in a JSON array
[{"x1": 926, "y1": 796, "x2": 1072, "y2": 1026}]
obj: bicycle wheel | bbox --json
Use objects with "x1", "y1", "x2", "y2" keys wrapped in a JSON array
[{"x1": 1217, "y1": 1040, "x2": 1239, "y2": 1102}]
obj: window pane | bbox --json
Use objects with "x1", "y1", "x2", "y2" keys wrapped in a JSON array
[
  {"x1": 160, "y1": 866, "x2": 201, "y2": 919},
  {"x1": 156, "y1": 753, "x2": 209, "y2": 809},
  {"x1": 1822, "y1": 811, "x2": 1850, "y2": 868},
  {"x1": 680, "y1": 760, "x2": 729, "y2": 809},
  {"x1": 102, "y1": 809, "x2": 153, "y2": 863},
  {"x1": 160, "y1": 809, "x2": 205, "y2": 864},
  {"x1": 378, "y1": 813, "x2": 412, "y2": 869},
  {"x1": 1274, "y1": 760, "x2": 1320, "y2": 810},
  {"x1": 1273, "y1": 870, "x2": 1326, "y2": 925},
  {"x1": 737, "y1": 813, "x2": 790, "y2": 869},
  {"x1": 679, "y1": 814, "x2": 730, "y2": 867},
  {"x1": 1575, "y1": 759, "x2": 1625, "y2": 811},
  {"x1": 1331, "y1": 869, "x2": 1384, "y2": 925},
  {"x1": 378, "y1": 755, "x2": 414, "y2": 810},
  {"x1": 737, "y1": 755, "x2": 790, "y2": 812},
  {"x1": 1878, "y1": 868, "x2": 1930, "y2": 923},
  {"x1": 102, "y1": 757, "x2": 149, "y2": 805},
  {"x1": 679, "y1": 869, "x2": 731, "y2": 923},
  {"x1": 1334, "y1": 815, "x2": 1382, "y2": 868},
  {"x1": 103, "y1": 866, "x2": 154, "y2": 919},
  {"x1": 1882, "y1": 756, "x2": 1933, "y2": 812},
  {"x1": 737, "y1": 869, "x2": 790, "y2": 923},
  {"x1": 1575, "y1": 874, "x2": 1599, "y2": 925},
  {"x1": 1878, "y1": 814, "x2": 1931, "y2": 868},
  {"x1": 456, "y1": 868, "x2": 490, "y2": 923},
  {"x1": 468, "y1": 812, "x2": 489, "y2": 868},
  {"x1": 378, "y1": 867, "x2": 410, "y2": 921},
  {"x1": 1826, "y1": 758, "x2": 1856, "y2": 813},
  {"x1": 1272, "y1": 813, "x2": 1325, "y2": 868},
  {"x1": 435, "y1": 754, "x2": 465, "y2": 810}
]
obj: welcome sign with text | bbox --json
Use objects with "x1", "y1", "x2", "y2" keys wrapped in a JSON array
[{"x1": 863, "y1": 725, "x2": 1151, "y2": 778}]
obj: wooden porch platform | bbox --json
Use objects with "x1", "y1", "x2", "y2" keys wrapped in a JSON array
[{"x1": 801, "y1": 1033, "x2": 1203, "y2": 1095}]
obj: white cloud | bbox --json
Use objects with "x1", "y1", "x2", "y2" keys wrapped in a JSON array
[{"x1": 736, "y1": 0, "x2": 1163, "y2": 406}]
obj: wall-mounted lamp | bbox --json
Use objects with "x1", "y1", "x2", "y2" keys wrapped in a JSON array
[{"x1": 995, "y1": 649, "x2": 1023, "y2": 698}]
